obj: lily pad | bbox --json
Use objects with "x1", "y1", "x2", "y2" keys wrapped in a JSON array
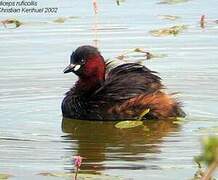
[
  {"x1": 158, "y1": 15, "x2": 180, "y2": 20},
  {"x1": 1, "y1": 19, "x2": 22, "y2": 29},
  {"x1": 0, "y1": 173, "x2": 13, "y2": 180},
  {"x1": 150, "y1": 25, "x2": 187, "y2": 37},
  {"x1": 115, "y1": 121, "x2": 143, "y2": 129},
  {"x1": 158, "y1": 0, "x2": 191, "y2": 5}
]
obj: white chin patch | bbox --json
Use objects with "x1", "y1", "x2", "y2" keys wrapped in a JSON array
[{"x1": 74, "y1": 65, "x2": 81, "y2": 71}]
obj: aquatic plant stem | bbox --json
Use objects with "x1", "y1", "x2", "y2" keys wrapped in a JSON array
[
  {"x1": 200, "y1": 15, "x2": 205, "y2": 29},
  {"x1": 93, "y1": 0, "x2": 98, "y2": 14},
  {"x1": 201, "y1": 160, "x2": 218, "y2": 180},
  {"x1": 73, "y1": 156, "x2": 83, "y2": 180},
  {"x1": 74, "y1": 167, "x2": 79, "y2": 180}
]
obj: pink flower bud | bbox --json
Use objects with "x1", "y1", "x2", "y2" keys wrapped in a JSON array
[{"x1": 73, "y1": 156, "x2": 83, "y2": 168}]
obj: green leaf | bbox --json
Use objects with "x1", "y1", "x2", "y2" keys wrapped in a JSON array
[
  {"x1": 115, "y1": 121, "x2": 143, "y2": 129},
  {"x1": 195, "y1": 136, "x2": 218, "y2": 166}
]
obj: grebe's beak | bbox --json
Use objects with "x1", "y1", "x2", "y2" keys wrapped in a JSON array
[{"x1": 63, "y1": 64, "x2": 81, "y2": 73}]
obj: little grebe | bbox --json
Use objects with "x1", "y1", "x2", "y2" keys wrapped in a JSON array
[{"x1": 62, "y1": 45, "x2": 185, "y2": 120}]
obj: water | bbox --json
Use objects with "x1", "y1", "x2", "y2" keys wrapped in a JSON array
[{"x1": 0, "y1": 0, "x2": 218, "y2": 179}]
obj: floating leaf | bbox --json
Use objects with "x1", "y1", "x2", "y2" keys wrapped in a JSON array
[
  {"x1": 133, "y1": 48, "x2": 153, "y2": 59},
  {"x1": 158, "y1": 15, "x2": 180, "y2": 20},
  {"x1": 173, "y1": 117, "x2": 186, "y2": 124},
  {"x1": 134, "y1": 48, "x2": 147, "y2": 53},
  {"x1": 138, "y1": 109, "x2": 150, "y2": 120},
  {"x1": 175, "y1": 117, "x2": 185, "y2": 121},
  {"x1": 1, "y1": 19, "x2": 22, "y2": 29},
  {"x1": 158, "y1": 0, "x2": 192, "y2": 5},
  {"x1": 38, "y1": 172, "x2": 123, "y2": 179},
  {"x1": 115, "y1": 121, "x2": 143, "y2": 129},
  {"x1": 69, "y1": 16, "x2": 80, "y2": 19},
  {"x1": 0, "y1": 173, "x2": 13, "y2": 180},
  {"x1": 116, "y1": 54, "x2": 125, "y2": 60},
  {"x1": 38, "y1": 172, "x2": 60, "y2": 177},
  {"x1": 53, "y1": 16, "x2": 79, "y2": 23},
  {"x1": 115, "y1": 48, "x2": 167, "y2": 63},
  {"x1": 173, "y1": 121, "x2": 184, "y2": 125},
  {"x1": 53, "y1": 17, "x2": 68, "y2": 23},
  {"x1": 150, "y1": 25, "x2": 187, "y2": 37},
  {"x1": 116, "y1": 0, "x2": 125, "y2": 5},
  {"x1": 147, "y1": 52, "x2": 167, "y2": 59}
]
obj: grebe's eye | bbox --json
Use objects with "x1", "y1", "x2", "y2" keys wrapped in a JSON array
[{"x1": 80, "y1": 59, "x2": 85, "y2": 64}]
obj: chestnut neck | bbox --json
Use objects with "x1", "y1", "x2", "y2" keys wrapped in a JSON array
[{"x1": 75, "y1": 55, "x2": 105, "y2": 96}]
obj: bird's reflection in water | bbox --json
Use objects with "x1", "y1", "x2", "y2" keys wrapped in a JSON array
[{"x1": 61, "y1": 118, "x2": 180, "y2": 174}]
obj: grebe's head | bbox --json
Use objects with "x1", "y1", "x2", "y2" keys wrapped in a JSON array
[{"x1": 64, "y1": 45, "x2": 105, "y2": 81}]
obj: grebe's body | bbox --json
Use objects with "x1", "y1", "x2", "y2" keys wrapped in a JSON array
[{"x1": 62, "y1": 46, "x2": 185, "y2": 120}]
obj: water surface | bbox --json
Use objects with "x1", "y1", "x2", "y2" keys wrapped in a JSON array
[{"x1": 0, "y1": 0, "x2": 218, "y2": 179}]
